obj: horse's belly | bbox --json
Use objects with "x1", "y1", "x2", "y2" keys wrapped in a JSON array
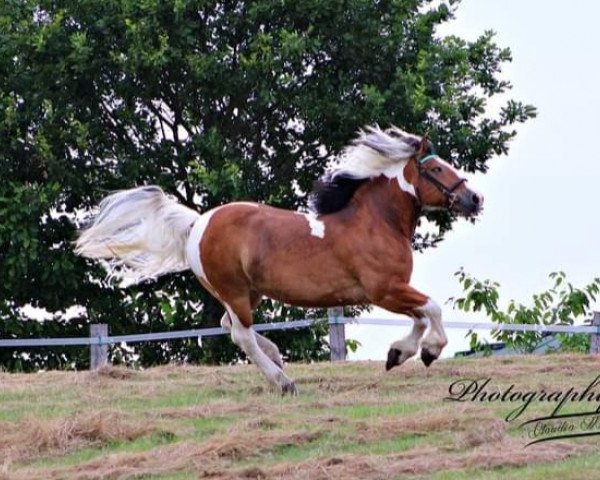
[{"x1": 258, "y1": 271, "x2": 368, "y2": 308}]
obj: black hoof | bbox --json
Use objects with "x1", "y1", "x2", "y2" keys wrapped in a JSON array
[
  {"x1": 421, "y1": 348, "x2": 437, "y2": 367},
  {"x1": 386, "y1": 348, "x2": 401, "y2": 371},
  {"x1": 281, "y1": 381, "x2": 298, "y2": 396}
]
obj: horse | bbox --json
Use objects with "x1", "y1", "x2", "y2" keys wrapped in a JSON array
[{"x1": 75, "y1": 125, "x2": 483, "y2": 395}]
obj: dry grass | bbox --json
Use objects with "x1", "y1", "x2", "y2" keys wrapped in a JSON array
[
  {"x1": 0, "y1": 411, "x2": 155, "y2": 463},
  {"x1": 1, "y1": 354, "x2": 600, "y2": 479},
  {"x1": 258, "y1": 439, "x2": 593, "y2": 480}
]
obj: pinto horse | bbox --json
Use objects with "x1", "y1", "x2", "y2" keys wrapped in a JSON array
[{"x1": 75, "y1": 126, "x2": 483, "y2": 394}]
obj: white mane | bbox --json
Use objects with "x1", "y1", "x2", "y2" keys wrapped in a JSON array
[{"x1": 329, "y1": 125, "x2": 422, "y2": 179}]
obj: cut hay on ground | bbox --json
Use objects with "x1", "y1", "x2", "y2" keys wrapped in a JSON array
[{"x1": 1, "y1": 354, "x2": 600, "y2": 479}]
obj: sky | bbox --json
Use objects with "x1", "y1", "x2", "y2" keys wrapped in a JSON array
[{"x1": 349, "y1": 0, "x2": 600, "y2": 360}]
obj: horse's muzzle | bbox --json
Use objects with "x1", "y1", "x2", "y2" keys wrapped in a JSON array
[{"x1": 453, "y1": 189, "x2": 484, "y2": 217}]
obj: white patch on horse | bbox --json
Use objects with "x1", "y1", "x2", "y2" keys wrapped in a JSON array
[
  {"x1": 397, "y1": 168, "x2": 417, "y2": 197},
  {"x1": 185, "y1": 207, "x2": 222, "y2": 282},
  {"x1": 382, "y1": 163, "x2": 416, "y2": 198},
  {"x1": 299, "y1": 212, "x2": 325, "y2": 238}
]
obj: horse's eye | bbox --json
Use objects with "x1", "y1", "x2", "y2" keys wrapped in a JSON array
[{"x1": 431, "y1": 166, "x2": 443, "y2": 174}]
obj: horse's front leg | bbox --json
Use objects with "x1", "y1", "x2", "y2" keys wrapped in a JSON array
[
  {"x1": 417, "y1": 298, "x2": 448, "y2": 367},
  {"x1": 386, "y1": 315, "x2": 427, "y2": 371},
  {"x1": 370, "y1": 282, "x2": 447, "y2": 369}
]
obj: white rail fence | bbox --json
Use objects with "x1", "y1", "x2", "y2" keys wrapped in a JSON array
[{"x1": 1, "y1": 309, "x2": 599, "y2": 369}]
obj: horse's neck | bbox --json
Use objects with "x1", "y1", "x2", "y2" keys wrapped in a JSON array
[{"x1": 356, "y1": 177, "x2": 420, "y2": 240}]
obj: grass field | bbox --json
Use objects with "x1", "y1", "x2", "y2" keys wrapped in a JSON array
[{"x1": 1, "y1": 353, "x2": 600, "y2": 479}]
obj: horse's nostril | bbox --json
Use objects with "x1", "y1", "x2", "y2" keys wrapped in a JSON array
[{"x1": 472, "y1": 193, "x2": 481, "y2": 205}]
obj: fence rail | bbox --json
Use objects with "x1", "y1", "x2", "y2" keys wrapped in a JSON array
[
  {"x1": 1, "y1": 310, "x2": 599, "y2": 369},
  {"x1": 0, "y1": 319, "x2": 317, "y2": 348}
]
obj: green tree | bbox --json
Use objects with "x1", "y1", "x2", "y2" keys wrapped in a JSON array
[
  {"x1": 452, "y1": 269, "x2": 600, "y2": 354},
  {"x1": 0, "y1": 0, "x2": 535, "y2": 370}
]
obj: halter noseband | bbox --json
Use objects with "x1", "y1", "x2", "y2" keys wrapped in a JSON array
[{"x1": 416, "y1": 153, "x2": 466, "y2": 208}]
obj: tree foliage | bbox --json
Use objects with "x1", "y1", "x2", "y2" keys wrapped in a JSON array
[
  {"x1": 452, "y1": 269, "x2": 600, "y2": 354},
  {"x1": 0, "y1": 0, "x2": 535, "y2": 370}
]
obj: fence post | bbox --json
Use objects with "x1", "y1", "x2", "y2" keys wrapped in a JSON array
[
  {"x1": 328, "y1": 307, "x2": 346, "y2": 362},
  {"x1": 90, "y1": 323, "x2": 108, "y2": 370},
  {"x1": 590, "y1": 312, "x2": 600, "y2": 355}
]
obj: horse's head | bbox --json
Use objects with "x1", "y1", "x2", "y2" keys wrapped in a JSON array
[
  {"x1": 312, "y1": 125, "x2": 483, "y2": 218},
  {"x1": 405, "y1": 136, "x2": 483, "y2": 217}
]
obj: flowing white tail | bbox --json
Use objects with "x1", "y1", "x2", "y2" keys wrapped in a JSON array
[{"x1": 75, "y1": 186, "x2": 200, "y2": 283}]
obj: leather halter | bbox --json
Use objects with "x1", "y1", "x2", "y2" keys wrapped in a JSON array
[{"x1": 416, "y1": 153, "x2": 466, "y2": 208}]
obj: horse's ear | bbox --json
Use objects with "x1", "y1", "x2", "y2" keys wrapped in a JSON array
[{"x1": 417, "y1": 135, "x2": 429, "y2": 156}]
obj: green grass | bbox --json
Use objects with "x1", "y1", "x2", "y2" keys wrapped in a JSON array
[
  {"x1": 330, "y1": 400, "x2": 430, "y2": 419},
  {"x1": 191, "y1": 415, "x2": 236, "y2": 438},
  {"x1": 120, "y1": 387, "x2": 227, "y2": 411}
]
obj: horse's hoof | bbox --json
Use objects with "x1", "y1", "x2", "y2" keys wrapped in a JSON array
[
  {"x1": 421, "y1": 348, "x2": 438, "y2": 367},
  {"x1": 386, "y1": 348, "x2": 401, "y2": 371},
  {"x1": 281, "y1": 380, "x2": 298, "y2": 396}
]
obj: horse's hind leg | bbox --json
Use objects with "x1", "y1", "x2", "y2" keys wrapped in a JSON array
[
  {"x1": 254, "y1": 334, "x2": 284, "y2": 369},
  {"x1": 225, "y1": 300, "x2": 296, "y2": 395},
  {"x1": 220, "y1": 311, "x2": 284, "y2": 369},
  {"x1": 248, "y1": 292, "x2": 284, "y2": 368}
]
